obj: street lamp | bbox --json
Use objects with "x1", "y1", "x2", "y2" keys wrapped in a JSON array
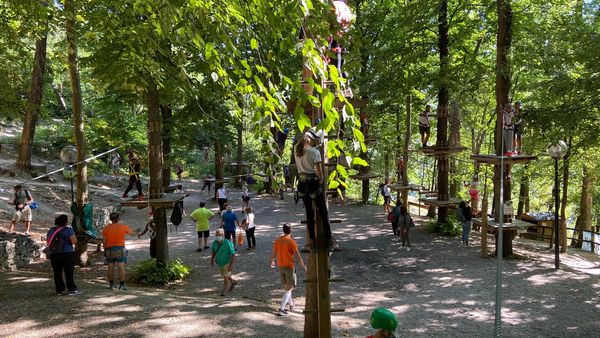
[
  {"x1": 546, "y1": 140, "x2": 568, "y2": 269},
  {"x1": 60, "y1": 145, "x2": 77, "y2": 204}
]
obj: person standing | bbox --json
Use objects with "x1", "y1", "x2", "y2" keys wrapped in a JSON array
[
  {"x1": 122, "y1": 150, "x2": 143, "y2": 200},
  {"x1": 102, "y1": 212, "x2": 135, "y2": 290},
  {"x1": 502, "y1": 103, "x2": 515, "y2": 156},
  {"x1": 294, "y1": 130, "x2": 334, "y2": 250},
  {"x1": 457, "y1": 201, "x2": 473, "y2": 246},
  {"x1": 390, "y1": 200, "x2": 402, "y2": 241},
  {"x1": 270, "y1": 223, "x2": 306, "y2": 316},
  {"x1": 9, "y1": 185, "x2": 34, "y2": 235},
  {"x1": 47, "y1": 214, "x2": 80, "y2": 295},
  {"x1": 190, "y1": 201, "x2": 215, "y2": 252},
  {"x1": 175, "y1": 164, "x2": 184, "y2": 181},
  {"x1": 396, "y1": 205, "x2": 413, "y2": 251},
  {"x1": 221, "y1": 205, "x2": 240, "y2": 250},
  {"x1": 201, "y1": 174, "x2": 213, "y2": 193},
  {"x1": 217, "y1": 184, "x2": 228, "y2": 213},
  {"x1": 418, "y1": 104, "x2": 434, "y2": 147},
  {"x1": 242, "y1": 207, "x2": 256, "y2": 250},
  {"x1": 211, "y1": 229, "x2": 237, "y2": 296},
  {"x1": 110, "y1": 152, "x2": 121, "y2": 179},
  {"x1": 241, "y1": 184, "x2": 251, "y2": 210},
  {"x1": 513, "y1": 101, "x2": 524, "y2": 155},
  {"x1": 382, "y1": 179, "x2": 392, "y2": 215}
]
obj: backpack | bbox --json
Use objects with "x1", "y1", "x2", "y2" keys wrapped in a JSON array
[
  {"x1": 43, "y1": 227, "x2": 66, "y2": 258},
  {"x1": 170, "y1": 203, "x2": 183, "y2": 226}
]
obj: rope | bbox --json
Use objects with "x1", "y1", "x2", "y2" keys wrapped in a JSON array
[{"x1": 494, "y1": 111, "x2": 505, "y2": 337}]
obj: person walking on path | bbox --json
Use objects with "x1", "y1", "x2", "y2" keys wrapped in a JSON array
[
  {"x1": 122, "y1": 150, "x2": 143, "y2": 200},
  {"x1": 382, "y1": 179, "x2": 392, "y2": 215},
  {"x1": 457, "y1": 201, "x2": 473, "y2": 246},
  {"x1": 102, "y1": 212, "x2": 135, "y2": 290},
  {"x1": 221, "y1": 205, "x2": 241, "y2": 250},
  {"x1": 270, "y1": 223, "x2": 306, "y2": 316},
  {"x1": 47, "y1": 214, "x2": 80, "y2": 295},
  {"x1": 201, "y1": 174, "x2": 213, "y2": 193},
  {"x1": 211, "y1": 229, "x2": 237, "y2": 296},
  {"x1": 217, "y1": 184, "x2": 228, "y2": 213},
  {"x1": 294, "y1": 130, "x2": 334, "y2": 250},
  {"x1": 190, "y1": 201, "x2": 215, "y2": 252},
  {"x1": 395, "y1": 205, "x2": 413, "y2": 251},
  {"x1": 9, "y1": 184, "x2": 34, "y2": 235},
  {"x1": 241, "y1": 184, "x2": 251, "y2": 210},
  {"x1": 241, "y1": 206, "x2": 256, "y2": 250},
  {"x1": 110, "y1": 152, "x2": 121, "y2": 179},
  {"x1": 390, "y1": 200, "x2": 402, "y2": 242}
]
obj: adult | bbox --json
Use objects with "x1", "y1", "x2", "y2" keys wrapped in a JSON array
[
  {"x1": 211, "y1": 229, "x2": 237, "y2": 296},
  {"x1": 190, "y1": 201, "x2": 215, "y2": 252},
  {"x1": 457, "y1": 201, "x2": 473, "y2": 246},
  {"x1": 216, "y1": 184, "x2": 228, "y2": 213},
  {"x1": 294, "y1": 130, "x2": 333, "y2": 250},
  {"x1": 270, "y1": 223, "x2": 306, "y2": 316},
  {"x1": 201, "y1": 174, "x2": 213, "y2": 193},
  {"x1": 394, "y1": 205, "x2": 413, "y2": 251},
  {"x1": 390, "y1": 200, "x2": 402, "y2": 241},
  {"x1": 241, "y1": 207, "x2": 256, "y2": 250},
  {"x1": 47, "y1": 214, "x2": 80, "y2": 295},
  {"x1": 175, "y1": 164, "x2": 184, "y2": 181},
  {"x1": 368, "y1": 308, "x2": 398, "y2": 338},
  {"x1": 383, "y1": 179, "x2": 392, "y2": 215},
  {"x1": 221, "y1": 205, "x2": 241, "y2": 250},
  {"x1": 110, "y1": 152, "x2": 121, "y2": 179},
  {"x1": 502, "y1": 103, "x2": 515, "y2": 156},
  {"x1": 102, "y1": 212, "x2": 135, "y2": 290},
  {"x1": 9, "y1": 185, "x2": 34, "y2": 235},
  {"x1": 513, "y1": 101, "x2": 524, "y2": 155},
  {"x1": 418, "y1": 104, "x2": 434, "y2": 147},
  {"x1": 241, "y1": 184, "x2": 251, "y2": 210},
  {"x1": 122, "y1": 150, "x2": 143, "y2": 200}
]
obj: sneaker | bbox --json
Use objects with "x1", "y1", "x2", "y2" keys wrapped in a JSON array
[
  {"x1": 56, "y1": 291, "x2": 67, "y2": 296},
  {"x1": 228, "y1": 280, "x2": 237, "y2": 292},
  {"x1": 406, "y1": 247, "x2": 411, "y2": 252},
  {"x1": 109, "y1": 282, "x2": 115, "y2": 290},
  {"x1": 196, "y1": 248, "x2": 202, "y2": 252},
  {"x1": 68, "y1": 289, "x2": 81, "y2": 296},
  {"x1": 118, "y1": 284, "x2": 127, "y2": 291},
  {"x1": 203, "y1": 246, "x2": 210, "y2": 249},
  {"x1": 276, "y1": 309, "x2": 287, "y2": 316},
  {"x1": 121, "y1": 193, "x2": 129, "y2": 198}
]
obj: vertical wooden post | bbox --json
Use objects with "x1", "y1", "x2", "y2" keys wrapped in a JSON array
[{"x1": 402, "y1": 95, "x2": 411, "y2": 207}]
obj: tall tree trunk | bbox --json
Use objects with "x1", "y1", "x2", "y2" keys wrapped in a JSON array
[
  {"x1": 560, "y1": 138, "x2": 571, "y2": 253},
  {"x1": 235, "y1": 121, "x2": 243, "y2": 187},
  {"x1": 160, "y1": 104, "x2": 172, "y2": 189},
  {"x1": 493, "y1": 0, "x2": 513, "y2": 218},
  {"x1": 516, "y1": 165, "x2": 529, "y2": 217},
  {"x1": 17, "y1": 26, "x2": 48, "y2": 169},
  {"x1": 214, "y1": 139, "x2": 224, "y2": 200},
  {"x1": 437, "y1": 0, "x2": 450, "y2": 224},
  {"x1": 66, "y1": 0, "x2": 89, "y2": 266},
  {"x1": 402, "y1": 95, "x2": 411, "y2": 207},
  {"x1": 449, "y1": 102, "x2": 460, "y2": 198},
  {"x1": 148, "y1": 87, "x2": 168, "y2": 267},
  {"x1": 572, "y1": 164, "x2": 593, "y2": 248},
  {"x1": 384, "y1": 149, "x2": 390, "y2": 181}
]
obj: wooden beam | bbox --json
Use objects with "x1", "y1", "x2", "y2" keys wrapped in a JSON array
[
  {"x1": 418, "y1": 197, "x2": 461, "y2": 207},
  {"x1": 471, "y1": 154, "x2": 538, "y2": 165},
  {"x1": 121, "y1": 193, "x2": 185, "y2": 208}
]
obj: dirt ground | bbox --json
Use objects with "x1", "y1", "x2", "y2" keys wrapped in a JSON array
[{"x1": 1, "y1": 155, "x2": 600, "y2": 337}]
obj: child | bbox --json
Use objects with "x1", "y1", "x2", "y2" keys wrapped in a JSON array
[{"x1": 368, "y1": 307, "x2": 398, "y2": 338}]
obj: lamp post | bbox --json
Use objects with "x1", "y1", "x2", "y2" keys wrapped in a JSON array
[
  {"x1": 60, "y1": 145, "x2": 77, "y2": 204},
  {"x1": 546, "y1": 141, "x2": 568, "y2": 270}
]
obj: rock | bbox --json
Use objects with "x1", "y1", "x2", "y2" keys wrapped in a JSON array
[{"x1": 0, "y1": 230, "x2": 43, "y2": 271}]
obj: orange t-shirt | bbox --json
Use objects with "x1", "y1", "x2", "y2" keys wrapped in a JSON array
[
  {"x1": 102, "y1": 222, "x2": 131, "y2": 248},
  {"x1": 273, "y1": 235, "x2": 298, "y2": 268}
]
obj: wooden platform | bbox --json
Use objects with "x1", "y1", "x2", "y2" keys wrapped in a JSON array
[
  {"x1": 390, "y1": 183, "x2": 422, "y2": 191},
  {"x1": 418, "y1": 197, "x2": 461, "y2": 207},
  {"x1": 421, "y1": 146, "x2": 467, "y2": 156},
  {"x1": 472, "y1": 218, "x2": 536, "y2": 233},
  {"x1": 121, "y1": 193, "x2": 186, "y2": 208},
  {"x1": 203, "y1": 177, "x2": 232, "y2": 183},
  {"x1": 471, "y1": 154, "x2": 538, "y2": 165},
  {"x1": 350, "y1": 173, "x2": 381, "y2": 180}
]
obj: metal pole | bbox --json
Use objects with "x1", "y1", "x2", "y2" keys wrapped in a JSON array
[{"x1": 554, "y1": 158, "x2": 560, "y2": 269}]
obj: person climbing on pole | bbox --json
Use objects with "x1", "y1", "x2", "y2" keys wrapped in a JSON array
[
  {"x1": 419, "y1": 104, "x2": 434, "y2": 147},
  {"x1": 294, "y1": 129, "x2": 336, "y2": 251},
  {"x1": 122, "y1": 150, "x2": 143, "y2": 200}
]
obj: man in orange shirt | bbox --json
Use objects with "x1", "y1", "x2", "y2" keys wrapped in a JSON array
[
  {"x1": 270, "y1": 223, "x2": 306, "y2": 316},
  {"x1": 102, "y1": 212, "x2": 135, "y2": 290}
]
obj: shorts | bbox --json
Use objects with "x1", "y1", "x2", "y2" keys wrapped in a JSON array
[
  {"x1": 384, "y1": 196, "x2": 391, "y2": 205},
  {"x1": 220, "y1": 264, "x2": 231, "y2": 277},
  {"x1": 105, "y1": 246, "x2": 128, "y2": 263},
  {"x1": 419, "y1": 125, "x2": 430, "y2": 134},
  {"x1": 112, "y1": 164, "x2": 120, "y2": 171},
  {"x1": 242, "y1": 195, "x2": 251, "y2": 202},
  {"x1": 279, "y1": 267, "x2": 297, "y2": 289},
  {"x1": 197, "y1": 230, "x2": 209, "y2": 238},
  {"x1": 12, "y1": 206, "x2": 32, "y2": 223}
]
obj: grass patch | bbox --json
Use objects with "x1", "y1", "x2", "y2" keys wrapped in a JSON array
[{"x1": 132, "y1": 258, "x2": 192, "y2": 286}]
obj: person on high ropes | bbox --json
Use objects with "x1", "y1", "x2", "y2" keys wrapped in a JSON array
[
  {"x1": 122, "y1": 150, "x2": 143, "y2": 200},
  {"x1": 419, "y1": 104, "x2": 435, "y2": 148},
  {"x1": 294, "y1": 129, "x2": 336, "y2": 251},
  {"x1": 502, "y1": 103, "x2": 515, "y2": 156},
  {"x1": 513, "y1": 101, "x2": 524, "y2": 155}
]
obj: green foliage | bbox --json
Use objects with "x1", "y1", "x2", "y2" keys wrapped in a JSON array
[
  {"x1": 425, "y1": 214, "x2": 461, "y2": 237},
  {"x1": 132, "y1": 258, "x2": 191, "y2": 286}
]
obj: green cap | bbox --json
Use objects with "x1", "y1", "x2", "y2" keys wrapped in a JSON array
[{"x1": 370, "y1": 307, "x2": 398, "y2": 331}]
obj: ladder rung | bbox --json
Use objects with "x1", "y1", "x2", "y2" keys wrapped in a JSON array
[{"x1": 330, "y1": 308, "x2": 345, "y2": 313}]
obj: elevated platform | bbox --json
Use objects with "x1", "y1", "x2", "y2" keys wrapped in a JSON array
[
  {"x1": 350, "y1": 173, "x2": 381, "y2": 180},
  {"x1": 471, "y1": 154, "x2": 538, "y2": 165},
  {"x1": 472, "y1": 218, "x2": 536, "y2": 233},
  {"x1": 421, "y1": 146, "x2": 467, "y2": 156},
  {"x1": 390, "y1": 183, "x2": 422, "y2": 192},
  {"x1": 121, "y1": 193, "x2": 185, "y2": 208},
  {"x1": 418, "y1": 197, "x2": 461, "y2": 207}
]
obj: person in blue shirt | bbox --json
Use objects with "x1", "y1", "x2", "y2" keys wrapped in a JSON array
[
  {"x1": 46, "y1": 214, "x2": 80, "y2": 295},
  {"x1": 221, "y1": 205, "x2": 240, "y2": 249}
]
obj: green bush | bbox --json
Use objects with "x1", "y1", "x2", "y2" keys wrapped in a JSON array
[
  {"x1": 132, "y1": 258, "x2": 191, "y2": 286},
  {"x1": 424, "y1": 215, "x2": 462, "y2": 236}
]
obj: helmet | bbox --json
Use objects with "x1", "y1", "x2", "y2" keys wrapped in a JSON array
[{"x1": 370, "y1": 308, "x2": 398, "y2": 332}]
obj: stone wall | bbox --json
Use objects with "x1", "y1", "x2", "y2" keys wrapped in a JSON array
[{"x1": 0, "y1": 231, "x2": 42, "y2": 271}]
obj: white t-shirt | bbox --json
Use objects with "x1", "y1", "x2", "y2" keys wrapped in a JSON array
[
  {"x1": 245, "y1": 213, "x2": 255, "y2": 229},
  {"x1": 295, "y1": 147, "x2": 321, "y2": 174},
  {"x1": 217, "y1": 187, "x2": 227, "y2": 199},
  {"x1": 418, "y1": 112, "x2": 430, "y2": 126},
  {"x1": 242, "y1": 186, "x2": 249, "y2": 197},
  {"x1": 383, "y1": 185, "x2": 391, "y2": 197}
]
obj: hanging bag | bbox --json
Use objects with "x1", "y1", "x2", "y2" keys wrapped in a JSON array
[
  {"x1": 387, "y1": 212, "x2": 396, "y2": 223},
  {"x1": 237, "y1": 231, "x2": 244, "y2": 246}
]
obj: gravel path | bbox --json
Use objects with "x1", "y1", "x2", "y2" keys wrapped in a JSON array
[{"x1": 1, "y1": 178, "x2": 599, "y2": 337}]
